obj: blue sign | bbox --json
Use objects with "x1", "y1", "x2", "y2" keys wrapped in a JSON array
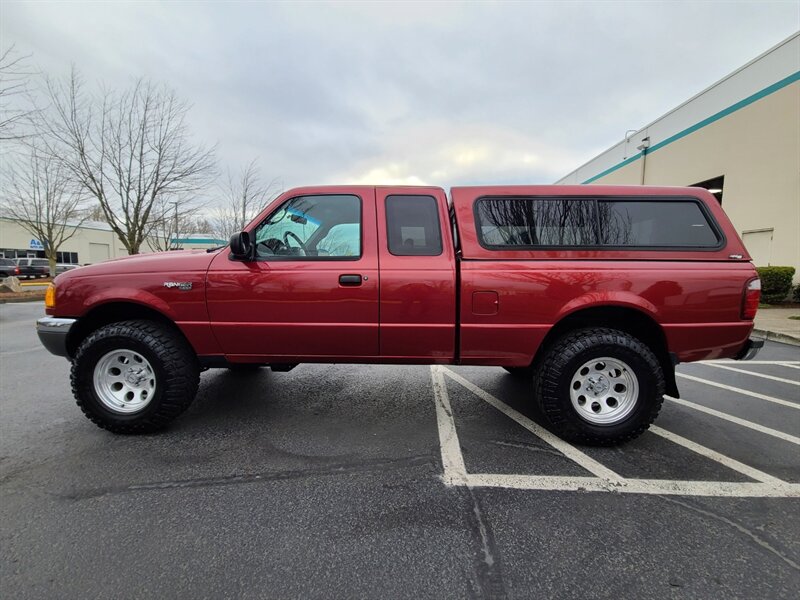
[{"x1": 29, "y1": 239, "x2": 44, "y2": 250}]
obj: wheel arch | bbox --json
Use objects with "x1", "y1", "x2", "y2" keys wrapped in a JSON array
[
  {"x1": 66, "y1": 301, "x2": 191, "y2": 359},
  {"x1": 532, "y1": 305, "x2": 679, "y2": 398}
]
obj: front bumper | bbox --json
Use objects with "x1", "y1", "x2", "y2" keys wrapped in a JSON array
[
  {"x1": 36, "y1": 317, "x2": 76, "y2": 358},
  {"x1": 735, "y1": 337, "x2": 764, "y2": 361}
]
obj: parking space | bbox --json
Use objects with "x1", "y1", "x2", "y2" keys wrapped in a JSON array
[
  {"x1": 1, "y1": 301, "x2": 799, "y2": 598},
  {"x1": 437, "y1": 361, "x2": 799, "y2": 495}
]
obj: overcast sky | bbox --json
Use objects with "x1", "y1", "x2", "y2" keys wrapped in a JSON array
[{"x1": 2, "y1": 1, "x2": 798, "y2": 196}]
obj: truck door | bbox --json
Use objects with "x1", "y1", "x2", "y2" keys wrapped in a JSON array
[
  {"x1": 206, "y1": 187, "x2": 380, "y2": 361},
  {"x1": 375, "y1": 187, "x2": 456, "y2": 361}
]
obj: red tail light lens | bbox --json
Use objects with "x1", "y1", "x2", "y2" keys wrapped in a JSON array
[{"x1": 741, "y1": 278, "x2": 761, "y2": 320}]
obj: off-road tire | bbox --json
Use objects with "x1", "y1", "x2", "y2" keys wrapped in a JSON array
[
  {"x1": 71, "y1": 320, "x2": 200, "y2": 434},
  {"x1": 534, "y1": 327, "x2": 664, "y2": 446}
]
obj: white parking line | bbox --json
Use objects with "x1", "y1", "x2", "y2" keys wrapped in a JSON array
[
  {"x1": 665, "y1": 396, "x2": 800, "y2": 445},
  {"x1": 439, "y1": 367, "x2": 622, "y2": 482},
  {"x1": 430, "y1": 365, "x2": 468, "y2": 485},
  {"x1": 781, "y1": 363, "x2": 800, "y2": 370},
  {"x1": 699, "y1": 360, "x2": 799, "y2": 365},
  {"x1": 649, "y1": 426, "x2": 785, "y2": 484},
  {"x1": 700, "y1": 363, "x2": 800, "y2": 386},
  {"x1": 676, "y1": 373, "x2": 800, "y2": 409},
  {"x1": 433, "y1": 366, "x2": 800, "y2": 497},
  {"x1": 464, "y1": 474, "x2": 799, "y2": 498}
]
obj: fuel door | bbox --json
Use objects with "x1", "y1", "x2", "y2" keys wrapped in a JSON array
[{"x1": 472, "y1": 291, "x2": 499, "y2": 316}]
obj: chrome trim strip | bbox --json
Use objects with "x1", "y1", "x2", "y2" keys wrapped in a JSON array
[{"x1": 36, "y1": 317, "x2": 77, "y2": 332}]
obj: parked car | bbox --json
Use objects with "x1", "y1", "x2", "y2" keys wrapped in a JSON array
[
  {"x1": 15, "y1": 258, "x2": 50, "y2": 279},
  {"x1": 36, "y1": 184, "x2": 762, "y2": 444},
  {"x1": 0, "y1": 258, "x2": 21, "y2": 278},
  {"x1": 55, "y1": 263, "x2": 79, "y2": 276},
  {"x1": 0, "y1": 258, "x2": 19, "y2": 279}
]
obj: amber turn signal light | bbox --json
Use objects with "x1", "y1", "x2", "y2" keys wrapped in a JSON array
[{"x1": 45, "y1": 283, "x2": 56, "y2": 309}]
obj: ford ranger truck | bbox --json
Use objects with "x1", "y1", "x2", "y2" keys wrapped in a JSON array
[{"x1": 36, "y1": 185, "x2": 763, "y2": 445}]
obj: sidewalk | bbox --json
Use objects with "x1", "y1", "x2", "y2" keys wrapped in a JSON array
[{"x1": 754, "y1": 307, "x2": 800, "y2": 346}]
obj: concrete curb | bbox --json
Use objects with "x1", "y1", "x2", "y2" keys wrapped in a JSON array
[{"x1": 753, "y1": 328, "x2": 800, "y2": 347}]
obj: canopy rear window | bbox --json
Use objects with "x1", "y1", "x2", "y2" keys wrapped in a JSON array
[{"x1": 475, "y1": 196, "x2": 722, "y2": 250}]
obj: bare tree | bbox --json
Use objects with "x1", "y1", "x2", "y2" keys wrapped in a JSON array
[
  {"x1": 81, "y1": 202, "x2": 107, "y2": 222},
  {"x1": 1, "y1": 145, "x2": 87, "y2": 274},
  {"x1": 0, "y1": 44, "x2": 37, "y2": 142},
  {"x1": 39, "y1": 69, "x2": 216, "y2": 254},
  {"x1": 213, "y1": 159, "x2": 280, "y2": 240},
  {"x1": 146, "y1": 196, "x2": 209, "y2": 252}
]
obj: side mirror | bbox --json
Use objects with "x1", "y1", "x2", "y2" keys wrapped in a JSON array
[{"x1": 229, "y1": 231, "x2": 252, "y2": 259}]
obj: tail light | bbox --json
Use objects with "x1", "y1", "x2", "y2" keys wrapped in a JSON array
[
  {"x1": 14, "y1": 266, "x2": 19, "y2": 275},
  {"x1": 741, "y1": 278, "x2": 760, "y2": 320}
]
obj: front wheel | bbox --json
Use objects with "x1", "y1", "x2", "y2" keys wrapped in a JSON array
[
  {"x1": 534, "y1": 328, "x2": 664, "y2": 446},
  {"x1": 71, "y1": 320, "x2": 200, "y2": 434}
]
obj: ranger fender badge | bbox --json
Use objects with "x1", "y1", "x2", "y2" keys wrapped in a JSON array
[{"x1": 163, "y1": 281, "x2": 193, "y2": 291}]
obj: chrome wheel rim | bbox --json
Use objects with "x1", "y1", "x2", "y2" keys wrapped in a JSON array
[
  {"x1": 93, "y1": 349, "x2": 156, "y2": 414},
  {"x1": 569, "y1": 357, "x2": 639, "y2": 425}
]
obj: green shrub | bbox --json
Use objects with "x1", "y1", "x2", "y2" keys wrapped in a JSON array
[
  {"x1": 794, "y1": 283, "x2": 800, "y2": 303},
  {"x1": 756, "y1": 266, "x2": 795, "y2": 304}
]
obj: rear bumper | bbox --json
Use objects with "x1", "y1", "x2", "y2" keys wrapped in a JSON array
[
  {"x1": 735, "y1": 337, "x2": 764, "y2": 361},
  {"x1": 36, "y1": 317, "x2": 76, "y2": 358}
]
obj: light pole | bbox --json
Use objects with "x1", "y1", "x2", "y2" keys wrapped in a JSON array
[
  {"x1": 170, "y1": 201, "x2": 179, "y2": 250},
  {"x1": 636, "y1": 137, "x2": 651, "y2": 185}
]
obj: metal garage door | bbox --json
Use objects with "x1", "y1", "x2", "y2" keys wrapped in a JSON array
[
  {"x1": 88, "y1": 243, "x2": 110, "y2": 264},
  {"x1": 742, "y1": 229, "x2": 773, "y2": 266}
]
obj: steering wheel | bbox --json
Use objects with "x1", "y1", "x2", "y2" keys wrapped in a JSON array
[{"x1": 283, "y1": 231, "x2": 307, "y2": 254}]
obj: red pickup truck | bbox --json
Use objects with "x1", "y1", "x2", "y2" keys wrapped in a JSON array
[{"x1": 37, "y1": 185, "x2": 762, "y2": 445}]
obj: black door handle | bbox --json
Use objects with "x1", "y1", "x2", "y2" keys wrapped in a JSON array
[{"x1": 339, "y1": 274, "x2": 362, "y2": 286}]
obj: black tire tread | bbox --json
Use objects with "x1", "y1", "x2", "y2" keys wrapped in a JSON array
[
  {"x1": 534, "y1": 327, "x2": 664, "y2": 446},
  {"x1": 71, "y1": 320, "x2": 199, "y2": 434}
]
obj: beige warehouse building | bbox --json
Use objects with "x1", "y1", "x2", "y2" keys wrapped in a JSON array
[
  {"x1": 0, "y1": 218, "x2": 131, "y2": 265},
  {"x1": 557, "y1": 33, "x2": 799, "y2": 280},
  {"x1": 0, "y1": 218, "x2": 225, "y2": 264}
]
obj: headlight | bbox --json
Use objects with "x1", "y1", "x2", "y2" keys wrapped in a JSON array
[{"x1": 45, "y1": 283, "x2": 56, "y2": 309}]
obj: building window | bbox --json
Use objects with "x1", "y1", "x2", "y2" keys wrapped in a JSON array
[
  {"x1": 54, "y1": 251, "x2": 80, "y2": 264},
  {"x1": 691, "y1": 175, "x2": 724, "y2": 204}
]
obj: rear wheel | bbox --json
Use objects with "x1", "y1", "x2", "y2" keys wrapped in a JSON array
[
  {"x1": 534, "y1": 328, "x2": 664, "y2": 445},
  {"x1": 71, "y1": 320, "x2": 200, "y2": 434}
]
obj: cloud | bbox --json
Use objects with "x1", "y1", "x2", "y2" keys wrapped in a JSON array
[
  {"x1": 339, "y1": 120, "x2": 580, "y2": 187},
  {"x1": 2, "y1": 1, "x2": 797, "y2": 201}
]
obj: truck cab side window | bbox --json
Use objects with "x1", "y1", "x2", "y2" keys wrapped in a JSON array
[
  {"x1": 385, "y1": 195, "x2": 443, "y2": 256},
  {"x1": 254, "y1": 194, "x2": 361, "y2": 259}
]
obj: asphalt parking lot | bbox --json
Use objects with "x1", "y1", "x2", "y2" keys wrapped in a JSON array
[{"x1": 1, "y1": 301, "x2": 798, "y2": 599}]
